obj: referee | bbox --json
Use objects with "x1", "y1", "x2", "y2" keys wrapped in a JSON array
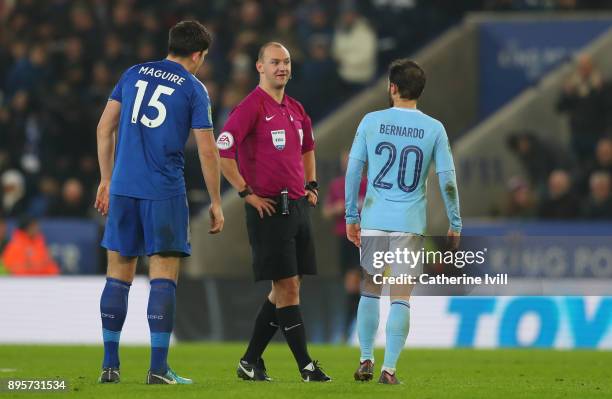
[{"x1": 218, "y1": 42, "x2": 331, "y2": 382}]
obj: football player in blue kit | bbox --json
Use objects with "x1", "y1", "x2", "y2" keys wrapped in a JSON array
[
  {"x1": 345, "y1": 59, "x2": 462, "y2": 384},
  {"x1": 94, "y1": 20, "x2": 223, "y2": 385}
]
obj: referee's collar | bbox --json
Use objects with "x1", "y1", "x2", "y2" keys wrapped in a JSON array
[{"x1": 256, "y1": 86, "x2": 288, "y2": 106}]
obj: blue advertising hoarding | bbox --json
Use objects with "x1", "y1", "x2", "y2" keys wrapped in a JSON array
[
  {"x1": 463, "y1": 221, "x2": 612, "y2": 278},
  {"x1": 478, "y1": 19, "x2": 612, "y2": 118}
]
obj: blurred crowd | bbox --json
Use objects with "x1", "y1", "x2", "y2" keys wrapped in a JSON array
[
  {"x1": 483, "y1": 0, "x2": 612, "y2": 10},
  {"x1": 0, "y1": 0, "x2": 484, "y2": 222},
  {"x1": 2, "y1": 0, "x2": 612, "y2": 224},
  {"x1": 501, "y1": 55, "x2": 612, "y2": 219}
]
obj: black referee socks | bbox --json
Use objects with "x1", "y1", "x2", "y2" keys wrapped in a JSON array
[
  {"x1": 243, "y1": 298, "x2": 278, "y2": 364},
  {"x1": 276, "y1": 305, "x2": 312, "y2": 370}
]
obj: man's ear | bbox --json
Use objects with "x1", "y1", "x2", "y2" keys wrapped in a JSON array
[
  {"x1": 192, "y1": 50, "x2": 203, "y2": 63},
  {"x1": 389, "y1": 83, "x2": 397, "y2": 95},
  {"x1": 255, "y1": 60, "x2": 264, "y2": 74}
]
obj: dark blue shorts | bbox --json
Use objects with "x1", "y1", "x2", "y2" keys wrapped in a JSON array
[{"x1": 101, "y1": 194, "x2": 191, "y2": 257}]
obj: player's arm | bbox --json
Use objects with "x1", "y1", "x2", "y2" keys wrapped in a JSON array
[
  {"x1": 219, "y1": 157, "x2": 276, "y2": 218},
  {"x1": 433, "y1": 125, "x2": 462, "y2": 247},
  {"x1": 438, "y1": 171, "x2": 461, "y2": 249},
  {"x1": 194, "y1": 128, "x2": 224, "y2": 234},
  {"x1": 95, "y1": 99, "x2": 121, "y2": 216},
  {"x1": 219, "y1": 157, "x2": 247, "y2": 192},
  {"x1": 299, "y1": 111, "x2": 318, "y2": 206},
  {"x1": 345, "y1": 156, "x2": 365, "y2": 247},
  {"x1": 302, "y1": 150, "x2": 317, "y2": 206},
  {"x1": 217, "y1": 102, "x2": 275, "y2": 218},
  {"x1": 345, "y1": 117, "x2": 368, "y2": 247},
  {"x1": 438, "y1": 170, "x2": 462, "y2": 233}
]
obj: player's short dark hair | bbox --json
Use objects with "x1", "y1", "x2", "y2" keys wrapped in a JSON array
[
  {"x1": 389, "y1": 59, "x2": 426, "y2": 100},
  {"x1": 168, "y1": 20, "x2": 212, "y2": 57}
]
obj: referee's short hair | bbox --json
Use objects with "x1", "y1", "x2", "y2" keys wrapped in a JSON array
[
  {"x1": 168, "y1": 20, "x2": 212, "y2": 57},
  {"x1": 389, "y1": 59, "x2": 426, "y2": 100},
  {"x1": 258, "y1": 42, "x2": 287, "y2": 61}
]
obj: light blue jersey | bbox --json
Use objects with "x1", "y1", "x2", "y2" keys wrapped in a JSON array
[{"x1": 346, "y1": 107, "x2": 461, "y2": 235}]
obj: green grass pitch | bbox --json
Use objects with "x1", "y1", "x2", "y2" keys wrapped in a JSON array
[{"x1": 0, "y1": 343, "x2": 611, "y2": 398}]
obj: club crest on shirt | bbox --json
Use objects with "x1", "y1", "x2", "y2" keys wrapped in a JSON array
[
  {"x1": 271, "y1": 129, "x2": 286, "y2": 150},
  {"x1": 216, "y1": 131, "x2": 234, "y2": 150}
]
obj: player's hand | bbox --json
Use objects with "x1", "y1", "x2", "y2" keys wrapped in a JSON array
[
  {"x1": 245, "y1": 194, "x2": 276, "y2": 218},
  {"x1": 94, "y1": 180, "x2": 110, "y2": 216},
  {"x1": 346, "y1": 223, "x2": 361, "y2": 248},
  {"x1": 447, "y1": 229, "x2": 461, "y2": 250},
  {"x1": 306, "y1": 189, "x2": 318, "y2": 207},
  {"x1": 208, "y1": 202, "x2": 224, "y2": 234}
]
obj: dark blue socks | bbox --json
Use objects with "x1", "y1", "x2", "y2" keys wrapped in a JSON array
[
  {"x1": 100, "y1": 277, "x2": 131, "y2": 369},
  {"x1": 147, "y1": 279, "x2": 177, "y2": 374}
]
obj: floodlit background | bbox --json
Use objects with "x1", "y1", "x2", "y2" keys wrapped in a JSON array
[{"x1": 0, "y1": 0, "x2": 611, "y2": 349}]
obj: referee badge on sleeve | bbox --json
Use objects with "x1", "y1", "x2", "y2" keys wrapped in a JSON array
[
  {"x1": 271, "y1": 129, "x2": 286, "y2": 150},
  {"x1": 216, "y1": 131, "x2": 234, "y2": 150}
]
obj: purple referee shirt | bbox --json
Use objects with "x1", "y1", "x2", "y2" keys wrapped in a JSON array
[{"x1": 217, "y1": 86, "x2": 315, "y2": 199}]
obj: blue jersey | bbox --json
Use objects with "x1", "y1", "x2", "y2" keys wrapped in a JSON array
[
  {"x1": 348, "y1": 107, "x2": 455, "y2": 234},
  {"x1": 109, "y1": 59, "x2": 213, "y2": 200}
]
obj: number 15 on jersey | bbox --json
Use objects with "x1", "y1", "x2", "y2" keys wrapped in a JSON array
[{"x1": 131, "y1": 80, "x2": 174, "y2": 128}]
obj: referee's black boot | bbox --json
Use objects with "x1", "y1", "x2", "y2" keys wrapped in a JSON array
[
  {"x1": 301, "y1": 360, "x2": 332, "y2": 382},
  {"x1": 237, "y1": 358, "x2": 272, "y2": 381}
]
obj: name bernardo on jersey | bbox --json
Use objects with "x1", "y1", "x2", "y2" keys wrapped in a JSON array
[
  {"x1": 138, "y1": 66, "x2": 186, "y2": 86},
  {"x1": 379, "y1": 124, "x2": 425, "y2": 139},
  {"x1": 348, "y1": 108, "x2": 455, "y2": 234}
]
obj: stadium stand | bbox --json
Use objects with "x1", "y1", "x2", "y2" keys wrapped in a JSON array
[
  {"x1": 1, "y1": 2, "x2": 611, "y2": 280},
  {"x1": 0, "y1": 0, "x2": 477, "y2": 221}
]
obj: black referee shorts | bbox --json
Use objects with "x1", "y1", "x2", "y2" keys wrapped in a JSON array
[
  {"x1": 245, "y1": 196, "x2": 317, "y2": 281},
  {"x1": 338, "y1": 235, "x2": 361, "y2": 274}
]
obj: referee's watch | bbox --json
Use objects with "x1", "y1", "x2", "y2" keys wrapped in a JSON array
[
  {"x1": 305, "y1": 181, "x2": 319, "y2": 196},
  {"x1": 238, "y1": 185, "x2": 253, "y2": 198}
]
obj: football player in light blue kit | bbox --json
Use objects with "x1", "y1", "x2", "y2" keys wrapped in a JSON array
[
  {"x1": 345, "y1": 59, "x2": 461, "y2": 384},
  {"x1": 94, "y1": 21, "x2": 224, "y2": 385}
]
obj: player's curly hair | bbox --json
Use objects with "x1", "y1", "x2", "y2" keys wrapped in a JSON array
[
  {"x1": 389, "y1": 59, "x2": 426, "y2": 100},
  {"x1": 168, "y1": 20, "x2": 212, "y2": 57}
]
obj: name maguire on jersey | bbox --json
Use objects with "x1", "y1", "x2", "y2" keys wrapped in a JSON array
[{"x1": 137, "y1": 66, "x2": 187, "y2": 86}]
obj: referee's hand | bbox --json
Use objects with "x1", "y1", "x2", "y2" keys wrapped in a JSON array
[
  {"x1": 209, "y1": 203, "x2": 224, "y2": 234},
  {"x1": 306, "y1": 190, "x2": 318, "y2": 207},
  {"x1": 346, "y1": 223, "x2": 361, "y2": 248},
  {"x1": 245, "y1": 194, "x2": 276, "y2": 218}
]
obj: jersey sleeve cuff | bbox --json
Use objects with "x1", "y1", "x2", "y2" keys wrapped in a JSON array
[
  {"x1": 301, "y1": 145, "x2": 315, "y2": 154},
  {"x1": 450, "y1": 224, "x2": 462, "y2": 232},
  {"x1": 219, "y1": 150, "x2": 236, "y2": 159},
  {"x1": 191, "y1": 124, "x2": 213, "y2": 130},
  {"x1": 345, "y1": 216, "x2": 360, "y2": 224}
]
